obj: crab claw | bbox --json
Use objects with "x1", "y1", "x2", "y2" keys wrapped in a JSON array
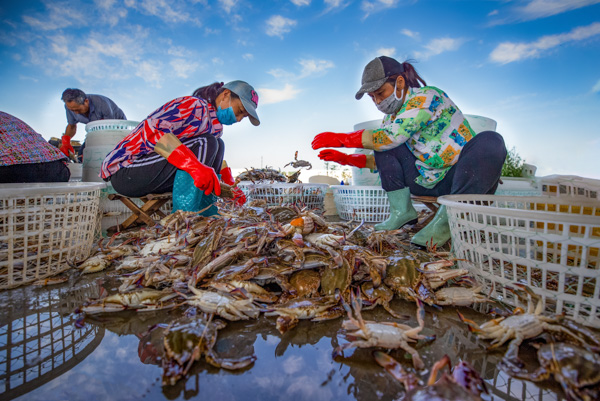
[
  {"x1": 456, "y1": 311, "x2": 483, "y2": 333},
  {"x1": 292, "y1": 232, "x2": 305, "y2": 247},
  {"x1": 428, "y1": 355, "x2": 452, "y2": 385}
]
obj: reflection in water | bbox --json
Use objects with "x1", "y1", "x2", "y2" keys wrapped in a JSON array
[
  {"x1": 0, "y1": 275, "x2": 573, "y2": 401},
  {"x1": 0, "y1": 279, "x2": 104, "y2": 400}
]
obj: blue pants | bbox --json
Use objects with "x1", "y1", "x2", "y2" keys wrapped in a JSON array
[{"x1": 374, "y1": 131, "x2": 507, "y2": 196}]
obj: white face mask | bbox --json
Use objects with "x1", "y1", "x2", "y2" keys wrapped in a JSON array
[{"x1": 376, "y1": 82, "x2": 405, "y2": 115}]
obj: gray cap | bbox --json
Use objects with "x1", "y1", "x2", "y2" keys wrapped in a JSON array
[
  {"x1": 223, "y1": 80, "x2": 260, "y2": 126},
  {"x1": 355, "y1": 56, "x2": 404, "y2": 100}
]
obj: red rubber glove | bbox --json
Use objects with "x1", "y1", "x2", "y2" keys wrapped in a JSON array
[
  {"x1": 220, "y1": 166, "x2": 235, "y2": 185},
  {"x1": 167, "y1": 144, "x2": 221, "y2": 196},
  {"x1": 318, "y1": 149, "x2": 367, "y2": 168},
  {"x1": 60, "y1": 135, "x2": 75, "y2": 157},
  {"x1": 311, "y1": 129, "x2": 365, "y2": 150},
  {"x1": 232, "y1": 187, "x2": 246, "y2": 206}
]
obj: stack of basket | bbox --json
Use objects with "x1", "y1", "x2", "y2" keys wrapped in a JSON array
[{"x1": 439, "y1": 179, "x2": 600, "y2": 327}]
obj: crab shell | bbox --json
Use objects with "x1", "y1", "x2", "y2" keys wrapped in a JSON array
[{"x1": 537, "y1": 343, "x2": 600, "y2": 388}]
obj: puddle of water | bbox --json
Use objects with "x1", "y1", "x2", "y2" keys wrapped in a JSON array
[{"x1": 0, "y1": 274, "x2": 567, "y2": 401}]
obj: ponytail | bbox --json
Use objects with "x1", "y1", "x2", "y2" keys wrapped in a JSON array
[
  {"x1": 386, "y1": 59, "x2": 427, "y2": 89},
  {"x1": 192, "y1": 82, "x2": 240, "y2": 108}
]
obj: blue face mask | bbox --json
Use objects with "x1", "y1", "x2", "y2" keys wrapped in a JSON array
[{"x1": 216, "y1": 105, "x2": 237, "y2": 125}]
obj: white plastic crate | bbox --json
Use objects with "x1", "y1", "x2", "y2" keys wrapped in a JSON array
[
  {"x1": 0, "y1": 182, "x2": 105, "y2": 289},
  {"x1": 237, "y1": 182, "x2": 328, "y2": 211},
  {"x1": 438, "y1": 194, "x2": 600, "y2": 328},
  {"x1": 331, "y1": 185, "x2": 390, "y2": 222}
]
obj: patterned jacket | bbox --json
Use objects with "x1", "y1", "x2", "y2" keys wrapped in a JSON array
[
  {"x1": 371, "y1": 86, "x2": 476, "y2": 188},
  {"x1": 0, "y1": 111, "x2": 67, "y2": 166},
  {"x1": 101, "y1": 96, "x2": 222, "y2": 179}
]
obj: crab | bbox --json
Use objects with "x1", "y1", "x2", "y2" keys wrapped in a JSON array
[
  {"x1": 333, "y1": 291, "x2": 430, "y2": 369},
  {"x1": 432, "y1": 284, "x2": 491, "y2": 307},
  {"x1": 501, "y1": 342, "x2": 600, "y2": 401},
  {"x1": 264, "y1": 295, "x2": 342, "y2": 334},
  {"x1": 182, "y1": 284, "x2": 261, "y2": 321},
  {"x1": 162, "y1": 313, "x2": 256, "y2": 386},
  {"x1": 374, "y1": 352, "x2": 488, "y2": 401},
  {"x1": 458, "y1": 284, "x2": 587, "y2": 366},
  {"x1": 81, "y1": 288, "x2": 180, "y2": 314},
  {"x1": 360, "y1": 282, "x2": 405, "y2": 319},
  {"x1": 284, "y1": 151, "x2": 312, "y2": 170},
  {"x1": 384, "y1": 257, "x2": 469, "y2": 305}
]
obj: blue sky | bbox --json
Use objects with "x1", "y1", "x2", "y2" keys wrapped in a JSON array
[{"x1": 1, "y1": 0, "x2": 599, "y2": 179}]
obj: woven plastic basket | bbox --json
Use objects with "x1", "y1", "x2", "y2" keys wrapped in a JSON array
[
  {"x1": 237, "y1": 182, "x2": 328, "y2": 211},
  {"x1": 438, "y1": 194, "x2": 600, "y2": 327},
  {"x1": 0, "y1": 182, "x2": 105, "y2": 289},
  {"x1": 538, "y1": 174, "x2": 600, "y2": 200},
  {"x1": 331, "y1": 185, "x2": 390, "y2": 222}
]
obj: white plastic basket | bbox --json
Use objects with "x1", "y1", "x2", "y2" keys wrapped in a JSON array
[
  {"x1": 538, "y1": 175, "x2": 600, "y2": 200},
  {"x1": 0, "y1": 182, "x2": 105, "y2": 289},
  {"x1": 331, "y1": 185, "x2": 390, "y2": 222},
  {"x1": 237, "y1": 182, "x2": 328, "y2": 211},
  {"x1": 84, "y1": 119, "x2": 140, "y2": 133},
  {"x1": 438, "y1": 194, "x2": 600, "y2": 328}
]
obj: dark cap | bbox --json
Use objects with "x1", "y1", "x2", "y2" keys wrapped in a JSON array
[
  {"x1": 223, "y1": 80, "x2": 260, "y2": 126},
  {"x1": 355, "y1": 56, "x2": 404, "y2": 100}
]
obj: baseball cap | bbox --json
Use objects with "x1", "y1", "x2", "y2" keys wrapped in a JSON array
[
  {"x1": 223, "y1": 80, "x2": 260, "y2": 126},
  {"x1": 355, "y1": 56, "x2": 405, "y2": 100}
]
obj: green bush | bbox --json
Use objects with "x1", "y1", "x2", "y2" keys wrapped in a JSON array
[{"x1": 501, "y1": 147, "x2": 524, "y2": 178}]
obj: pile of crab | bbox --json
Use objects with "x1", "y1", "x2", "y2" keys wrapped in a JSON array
[{"x1": 70, "y1": 200, "x2": 600, "y2": 399}]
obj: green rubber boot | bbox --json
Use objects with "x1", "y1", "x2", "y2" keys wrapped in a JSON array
[
  {"x1": 374, "y1": 188, "x2": 418, "y2": 231},
  {"x1": 411, "y1": 205, "x2": 451, "y2": 249},
  {"x1": 172, "y1": 169, "x2": 218, "y2": 216}
]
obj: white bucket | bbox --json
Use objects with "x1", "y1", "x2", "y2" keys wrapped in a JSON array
[
  {"x1": 351, "y1": 120, "x2": 382, "y2": 186},
  {"x1": 464, "y1": 114, "x2": 497, "y2": 134},
  {"x1": 82, "y1": 120, "x2": 140, "y2": 182}
]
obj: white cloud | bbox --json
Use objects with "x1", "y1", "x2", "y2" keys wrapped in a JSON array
[
  {"x1": 135, "y1": 61, "x2": 162, "y2": 87},
  {"x1": 361, "y1": 0, "x2": 399, "y2": 17},
  {"x1": 290, "y1": 0, "x2": 311, "y2": 5},
  {"x1": 94, "y1": 0, "x2": 128, "y2": 26},
  {"x1": 324, "y1": 0, "x2": 346, "y2": 9},
  {"x1": 265, "y1": 15, "x2": 297, "y2": 38},
  {"x1": 242, "y1": 53, "x2": 254, "y2": 61},
  {"x1": 401, "y1": 29, "x2": 419, "y2": 40},
  {"x1": 205, "y1": 27, "x2": 220, "y2": 35},
  {"x1": 517, "y1": 0, "x2": 600, "y2": 20},
  {"x1": 170, "y1": 58, "x2": 198, "y2": 78},
  {"x1": 268, "y1": 59, "x2": 335, "y2": 80},
  {"x1": 376, "y1": 47, "x2": 396, "y2": 57},
  {"x1": 219, "y1": 0, "x2": 237, "y2": 13},
  {"x1": 127, "y1": 0, "x2": 202, "y2": 25},
  {"x1": 414, "y1": 37, "x2": 462, "y2": 60},
  {"x1": 212, "y1": 57, "x2": 224, "y2": 65},
  {"x1": 490, "y1": 22, "x2": 600, "y2": 64},
  {"x1": 593, "y1": 79, "x2": 600, "y2": 93},
  {"x1": 488, "y1": 9, "x2": 498, "y2": 16},
  {"x1": 257, "y1": 84, "x2": 301, "y2": 105},
  {"x1": 298, "y1": 59, "x2": 335, "y2": 78},
  {"x1": 23, "y1": 1, "x2": 87, "y2": 31},
  {"x1": 25, "y1": 27, "x2": 169, "y2": 87},
  {"x1": 489, "y1": 0, "x2": 600, "y2": 25}
]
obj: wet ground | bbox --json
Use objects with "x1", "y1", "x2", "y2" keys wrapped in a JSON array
[{"x1": 1, "y1": 272, "x2": 568, "y2": 401}]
